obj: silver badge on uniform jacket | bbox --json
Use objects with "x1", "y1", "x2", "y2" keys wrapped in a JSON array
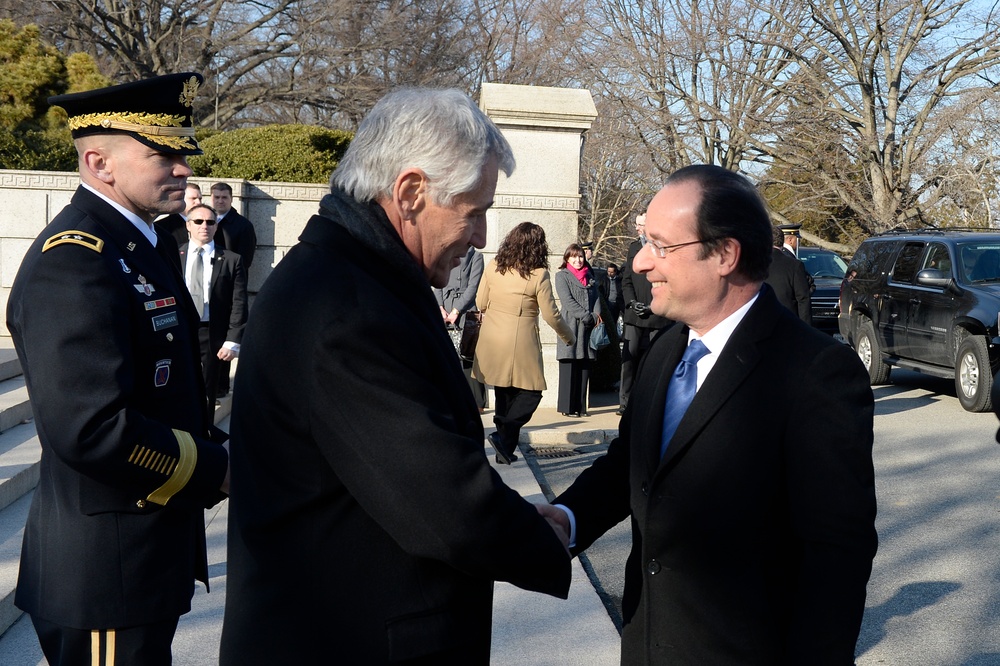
[
  {"x1": 133, "y1": 275, "x2": 154, "y2": 296},
  {"x1": 119, "y1": 259, "x2": 132, "y2": 273}
]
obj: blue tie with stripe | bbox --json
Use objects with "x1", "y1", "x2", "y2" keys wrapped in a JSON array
[{"x1": 660, "y1": 339, "x2": 710, "y2": 458}]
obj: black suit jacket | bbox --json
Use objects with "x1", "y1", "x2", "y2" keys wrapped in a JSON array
[
  {"x1": 215, "y1": 209, "x2": 257, "y2": 270},
  {"x1": 765, "y1": 247, "x2": 812, "y2": 323},
  {"x1": 178, "y1": 243, "x2": 248, "y2": 351},
  {"x1": 156, "y1": 212, "x2": 190, "y2": 250},
  {"x1": 6, "y1": 187, "x2": 229, "y2": 629},
  {"x1": 221, "y1": 188, "x2": 570, "y2": 664},
  {"x1": 621, "y1": 238, "x2": 672, "y2": 330},
  {"x1": 555, "y1": 285, "x2": 877, "y2": 665}
]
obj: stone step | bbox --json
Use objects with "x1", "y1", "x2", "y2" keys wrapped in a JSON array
[
  {"x1": 0, "y1": 349, "x2": 21, "y2": 384},
  {"x1": 0, "y1": 377, "x2": 31, "y2": 436},
  {"x1": 0, "y1": 422, "x2": 40, "y2": 516},
  {"x1": 0, "y1": 493, "x2": 31, "y2": 643}
]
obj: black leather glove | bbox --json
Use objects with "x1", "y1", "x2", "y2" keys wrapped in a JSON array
[{"x1": 632, "y1": 301, "x2": 650, "y2": 318}]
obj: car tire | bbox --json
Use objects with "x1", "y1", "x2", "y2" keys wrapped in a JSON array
[
  {"x1": 856, "y1": 319, "x2": 891, "y2": 385},
  {"x1": 955, "y1": 336, "x2": 994, "y2": 413}
]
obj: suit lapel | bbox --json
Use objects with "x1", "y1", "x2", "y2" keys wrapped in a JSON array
[
  {"x1": 209, "y1": 248, "x2": 225, "y2": 292},
  {"x1": 654, "y1": 289, "x2": 781, "y2": 475}
]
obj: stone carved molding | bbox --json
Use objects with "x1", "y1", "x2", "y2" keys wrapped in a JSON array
[
  {"x1": 246, "y1": 182, "x2": 327, "y2": 201},
  {"x1": 494, "y1": 193, "x2": 580, "y2": 211},
  {"x1": 0, "y1": 171, "x2": 79, "y2": 190}
]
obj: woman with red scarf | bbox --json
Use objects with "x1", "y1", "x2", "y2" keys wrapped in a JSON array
[{"x1": 555, "y1": 243, "x2": 602, "y2": 417}]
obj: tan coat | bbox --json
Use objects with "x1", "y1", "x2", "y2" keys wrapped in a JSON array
[{"x1": 473, "y1": 261, "x2": 575, "y2": 391}]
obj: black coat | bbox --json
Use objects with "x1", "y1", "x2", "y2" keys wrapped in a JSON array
[
  {"x1": 621, "y1": 238, "x2": 672, "y2": 330},
  {"x1": 221, "y1": 188, "x2": 570, "y2": 665},
  {"x1": 215, "y1": 208, "x2": 258, "y2": 269},
  {"x1": 765, "y1": 247, "x2": 812, "y2": 324},
  {"x1": 6, "y1": 187, "x2": 229, "y2": 629},
  {"x1": 555, "y1": 285, "x2": 877, "y2": 664}
]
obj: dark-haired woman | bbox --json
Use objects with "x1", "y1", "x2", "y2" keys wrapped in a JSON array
[
  {"x1": 473, "y1": 222, "x2": 575, "y2": 464},
  {"x1": 555, "y1": 243, "x2": 601, "y2": 417}
]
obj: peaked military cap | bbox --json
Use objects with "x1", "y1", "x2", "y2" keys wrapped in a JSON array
[
  {"x1": 48, "y1": 72, "x2": 204, "y2": 155},
  {"x1": 777, "y1": 223, "x2": 802, "y2": 235}
]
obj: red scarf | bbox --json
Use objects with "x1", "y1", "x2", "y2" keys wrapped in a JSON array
[{"x1": 567, "y1": 263, "x2": 589, "y2": 286}]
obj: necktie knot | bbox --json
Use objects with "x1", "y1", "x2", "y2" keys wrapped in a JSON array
[{"x1": 660, "y1": 339, "x2": 710, "y2": 458}]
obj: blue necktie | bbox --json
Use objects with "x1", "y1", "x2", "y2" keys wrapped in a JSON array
[{"x1": 660, "y1": 339, "x2": 710, "y2": 458}]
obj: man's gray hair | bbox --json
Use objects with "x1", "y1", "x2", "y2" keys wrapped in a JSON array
[{"x1": 331, "y1": 87, "x2": 515, "y2": 206}]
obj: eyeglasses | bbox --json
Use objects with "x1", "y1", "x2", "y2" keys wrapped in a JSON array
[
  {"x1": 189, "y1": 218, "x2": 216, "y2": 226},
  {"x1": 647, "y1": 238, "x2": 713, "y2": 258}
]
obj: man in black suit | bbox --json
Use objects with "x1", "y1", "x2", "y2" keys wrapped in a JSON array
[
  {"x1": 765, "y1": 225, "x2": 812, "y2": 323},
  {"x1": 544, "y1": 165, "x2": 877, "y2": 664},
  {"x1": 6, "y1": 73, "x2": 229, "y2": 666},
  {"x1": 209, "y1": 181, "x2": 256, "y2": 397},
  {"x1": 178, "y1": 203, "x2": 248, "y2": 415},
  {"x1": 220, "y1": 88, "x2": 570, "y2": 665},
  {"x1": 619, "y1": 213, "x2": 673, "y2": 415}
]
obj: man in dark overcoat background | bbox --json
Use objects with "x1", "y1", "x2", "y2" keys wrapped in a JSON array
[
  {"x1": 546, "y1": 165, "x2": 878, "y2": 664},
  {"x1": 6, "y1": 73, "x2": 230, "y2": 665},
  {"x1": 221, "y1": 87, "x2": 571, "y2": 665}
]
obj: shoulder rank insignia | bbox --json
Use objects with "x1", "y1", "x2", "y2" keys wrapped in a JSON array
[{"x1": 42, "y1": 230, "x2": 104, "y2": 254}]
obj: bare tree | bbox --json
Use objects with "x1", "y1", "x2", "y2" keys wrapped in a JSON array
[{"x1": 756, "y1": 0, "x2": 1000, "y2": 233}]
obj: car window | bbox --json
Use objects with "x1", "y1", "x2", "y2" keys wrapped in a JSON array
[
  {"x1": 959, "y1": 242, "x2": 1000, "y2": 283},
  {"x1": 922, "y1": 243, "x2": 952, "y2": 276},
  {"x1": 848, "y1": 240, "x2": 897, "y2": 280},
  {"x1": 800, "y1": 249, "x2": 848, "y2": 278},
  {"x1": 889, "y1": 242, "x2": 925, "y2": 285}
]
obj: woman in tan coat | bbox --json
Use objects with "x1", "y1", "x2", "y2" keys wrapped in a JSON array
[{"x1": 474, "y1": 222, "x2": 575, "y2": 464}]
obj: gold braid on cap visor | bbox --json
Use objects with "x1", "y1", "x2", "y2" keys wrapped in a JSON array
[{"x1": 68, "y1": 111, "x2": 198, "y2": 151}]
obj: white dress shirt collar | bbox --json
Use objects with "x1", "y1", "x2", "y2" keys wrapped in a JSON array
[{"x1": 81, "y1": 182, "x2": 159, "y2": 246}]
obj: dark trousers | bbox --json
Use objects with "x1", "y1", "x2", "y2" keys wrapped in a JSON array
[
  {"x1": 462, "y1": 359, "x2": 487, "y2": 409},
  {"x1": 619, "y1": 324, "x2": 656, "y2": 410},
  {"x1": 32, "y1": 614, "x2": 179, "y2": 666},
  {"x1": 217, "y1": 359, "x2": 232, "y2": 395},
  {"x1": 492, "y1": 386, "x2": 542, "y2": 458},
  {"x1": 557, "y1": 359, "x2": 591, "y2": 415},
  {"x1": 197, "y1": 323, "x2": 218, "y2": 417}
]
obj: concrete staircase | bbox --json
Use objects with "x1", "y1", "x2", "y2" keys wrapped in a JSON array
[{"x1": 0, "y1": 344, "x2": 233, "y2": 648}]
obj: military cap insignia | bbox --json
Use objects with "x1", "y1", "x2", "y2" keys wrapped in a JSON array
[
  {"x1": 42, "y1": 230, "x2": 104, "y2": 253},
  {"x1": 179, "y1": 76, "x2": 200, "y2": 107}
]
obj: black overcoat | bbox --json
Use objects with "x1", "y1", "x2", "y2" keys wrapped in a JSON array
[
  {"x1": 6, "y1": 186, "x2": 229, "y2": 629},
  {"x1": 556, "y1": 285, "x2": 878, "y2": 665},
  {"x1": 221, "y1": 189, "x2": 570, "y2": 664}
]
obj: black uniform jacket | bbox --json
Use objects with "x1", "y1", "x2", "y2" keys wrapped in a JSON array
[
  {"x1": 765, "y1": 247, "x2": 812, "y2": 324},
  {"x1": 555, "y1": 285, "x2": 878, "y2": 665},
  {"x1": 220, "y1": 189, "x2": 571, "y2": 665},
  {"x1": 6, "y1": 186, "x2": 229, "y2": 629},
  {"x1": 178, "y1": 242, "x2": 248, "y2": 351}
]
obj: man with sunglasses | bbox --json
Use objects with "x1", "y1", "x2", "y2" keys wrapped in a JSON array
[
  {"x1": 546, "y1": 165, "x2": 877, "y2": 664},
  {"x1": 179, "y1": 203, "x2": 248, "y2": 415}
]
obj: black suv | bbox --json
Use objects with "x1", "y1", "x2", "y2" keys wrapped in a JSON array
[
  {"x1": 799, "y1": 246, "x2": 848, "y2": 337},
  {"x1": 839, "y1": 228, "x2": 1000, "y2": 412}
]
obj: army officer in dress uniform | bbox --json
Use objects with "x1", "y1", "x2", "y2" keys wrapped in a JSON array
[{"x1": 5, "y1": 73, "x2": 230, "y2": 666}]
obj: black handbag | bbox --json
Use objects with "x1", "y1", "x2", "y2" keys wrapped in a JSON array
[{"x1": 459, "y1": 311, "x2": 481, "y2": 362}]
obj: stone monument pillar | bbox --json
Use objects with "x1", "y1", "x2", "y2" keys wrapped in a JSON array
[{"x1": 479, "y1": 83, "x2": 598, "y2": 408}]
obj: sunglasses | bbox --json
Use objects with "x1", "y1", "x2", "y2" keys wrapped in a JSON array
[{"x1": 189, "y1": 218, "x2": 216, "y2": 226}]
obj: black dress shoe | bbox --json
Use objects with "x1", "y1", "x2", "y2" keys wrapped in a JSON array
[
  {"x1": 580, "y1": 412, "x2": 589, "y2": 417},
  {"x1": 615, "y1": 408, "x2": 625, "y2": 416},
  {"x1": 488, "y1": 432, "x2": 518, "y2": 464}
]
